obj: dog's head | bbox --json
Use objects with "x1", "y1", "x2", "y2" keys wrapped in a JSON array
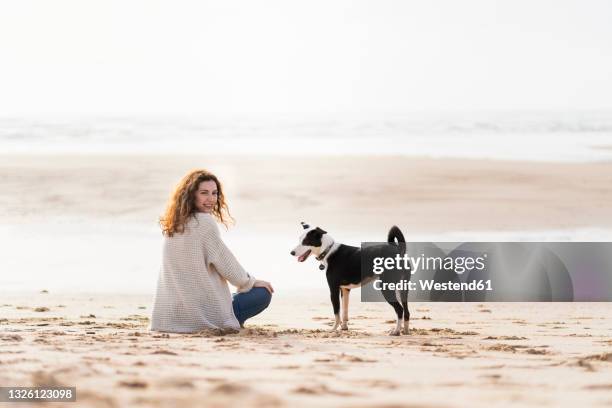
[{"x1": 290, "y1": 221, "x2": 333, "y2": 263}]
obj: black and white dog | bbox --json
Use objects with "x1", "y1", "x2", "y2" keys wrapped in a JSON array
[{"x1": 290, "y1": 222, "x2": 411, "y2": 336}]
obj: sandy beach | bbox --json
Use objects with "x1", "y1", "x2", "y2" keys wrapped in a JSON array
[
  {"x1": 3, "y1": 0, "x2": 612, "y2": 405},
  {"x1": 1, "y1": 154, "x2": 612, "y2": 407},
  {"x1": 1, "y1": 292, "x2": 611, "y2": 408}
]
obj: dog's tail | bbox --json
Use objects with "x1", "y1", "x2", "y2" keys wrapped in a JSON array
[{"x1": 388, "y1": 226, "x2": 406, "y2": 254}]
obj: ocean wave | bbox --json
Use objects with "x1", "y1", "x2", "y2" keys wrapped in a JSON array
[{"x1": 1, "y1": 112, "x2": 611, "y2": 161}]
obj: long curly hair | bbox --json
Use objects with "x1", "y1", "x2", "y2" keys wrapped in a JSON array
[{"x1": 159, "y1": 169, "x2": 233, "y2": 237}]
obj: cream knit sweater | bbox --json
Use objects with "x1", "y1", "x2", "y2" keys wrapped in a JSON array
[{"x1": 150, "y1": 212, "x2": 256, "y2": 333}]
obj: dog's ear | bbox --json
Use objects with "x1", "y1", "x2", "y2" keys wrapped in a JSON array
[
  {"x1": 315, "y1": 227, "x2": 327, "y2": 235},
  {"x1": 301, "y1": 221, "x2": 310, "y2": 230}
]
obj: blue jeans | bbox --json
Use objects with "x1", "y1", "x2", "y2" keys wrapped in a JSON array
[{"x1": 232, "y1": 287, "x2": 272, "y2": 326}]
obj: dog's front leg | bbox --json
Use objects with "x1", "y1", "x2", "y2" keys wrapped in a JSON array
[
  {"x1": 341, "y1": 288, "x2": 350, "y2": 330},
  {"x1": 330, "y1": 285, "x2": 341, "y2": 331},
  {"x1": 332, "y1": 314, "x2": 341, "y2": 331}
]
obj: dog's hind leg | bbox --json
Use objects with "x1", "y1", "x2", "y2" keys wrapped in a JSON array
[
  {"x1": 341, "y1": 288, "x2": 350, "y2": 330},
  {"x1": 400, "y1": 290, "x2": 410, "y2": 335},
  {"x1": 388, "y1": 301, "x2": 403, "y2": 336}
]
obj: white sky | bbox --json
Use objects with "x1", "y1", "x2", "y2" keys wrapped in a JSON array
[{"x1": 0, "y1": 0, "x2": 611, "y2": 115}]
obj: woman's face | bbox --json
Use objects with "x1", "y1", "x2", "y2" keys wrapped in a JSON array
[{"x1": 194, "y1": 180, "x2": 218, "y2": 213}]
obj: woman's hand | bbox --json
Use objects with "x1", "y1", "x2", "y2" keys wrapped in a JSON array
[{"x1": 253, "y1": 279, "x2": 274, "y2": 294}]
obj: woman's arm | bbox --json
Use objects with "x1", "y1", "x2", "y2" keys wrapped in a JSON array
[{"x1": 199, "y1": 215, "x2": 256, "y2": 293}]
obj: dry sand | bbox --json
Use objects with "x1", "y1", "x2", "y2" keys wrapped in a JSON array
[{"x1": 1, "y1": 292, "x2": 611, "y2": 408}]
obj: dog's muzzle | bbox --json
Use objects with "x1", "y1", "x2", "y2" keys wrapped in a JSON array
[{"x1": 291, "y1": 249, "x2": 311, "y2": 262}]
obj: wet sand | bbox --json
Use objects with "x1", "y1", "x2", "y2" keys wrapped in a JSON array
[{"x1": 1, "y1": 154, "x2": 612, "y2": 232}]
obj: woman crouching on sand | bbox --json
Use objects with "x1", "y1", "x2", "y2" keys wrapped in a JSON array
[{"x1": 151, "y1": 169, "x2": 273, "y2": 333}]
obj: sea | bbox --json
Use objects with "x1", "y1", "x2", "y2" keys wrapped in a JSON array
[{"x1": 1, "y1": 110, "x2": 612, "y2": 161}]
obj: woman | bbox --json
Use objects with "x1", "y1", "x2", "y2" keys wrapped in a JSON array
[{"x1": 151, "y1": 169, "x2": 273, "y2": 333}]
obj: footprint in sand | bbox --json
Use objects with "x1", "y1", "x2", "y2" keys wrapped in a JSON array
[
  {"x1": 486, "y1": 343, "x2": 525, "y2": 353},
  {"x1": 583, "y1": 384, "x2": 612, "y2": 390},
  {"x1": 0, "y1": 334, "x2": 24, "y2": 342},
  {"x1": 209, "y1": 383, "x2": 251, "y2": 395},
  {"x1": 428, "y1": 328, "x2": 478, "y2": 336},
  {"x1": 362, "y1": 379, "x2": 398, "y2": 389},
  {"x1": 578, "y1": 352, "x2": 612, "y2": 363},
  {"x1": 478, "y1": 364, "x2": 506, "y2": 370},
  {"x1": 158, "y1": 379, "x2": 195, "y2": 389},
  {"x1": 486, "y1": 344, "x2": 550, "y2": 355},
  {"x1": 575, "y1": 359, "x2": 597, "y2": 372},
  {"x1": 480, "y1": 374, "x2": 502, "y2": 380},
  {"x1": 151, "y1": 349, "x2": 178, "y2": 356},
  {"x1": 483, "y1": 336, "x2": 528, "y2": 340},
  {"x1": 118, "y1": 380, "x2": 148, "y2": 389},
  {"x1": 315, "y1": 353, "x2": 377, "y2": 363},
  {"x1": 525, "y1": 348, "x2": 550, "y2": 355},
  {"x1": 314, "y1": 358, "x2": 334, "y2": 362},
  {"x1": 339, "y1": 353, "x2": 377, "y2": 363},
  {"x1": 208, "y1": 382, "x2": 282, "y2": 406},
  {"x1": 204, "y1": 377, "x2": 226, "y2": 383},
  {"x1": 292, "y1": 384, "x2": 356, "y2": 397}
]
